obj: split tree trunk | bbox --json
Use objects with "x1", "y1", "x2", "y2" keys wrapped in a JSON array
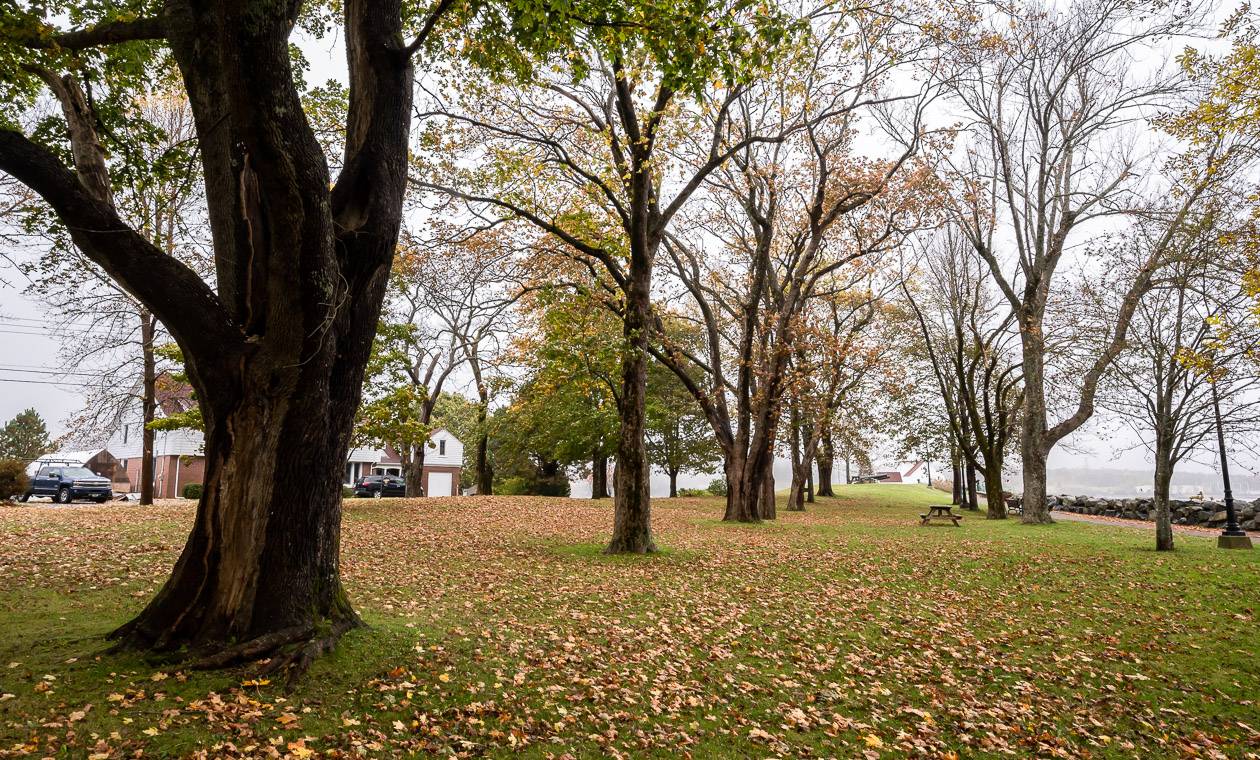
[
  {"x1": 112, "y1": 367, "x2": 363, "y2": 661},
  {"x1": 815, "y1": 435, "x2": 834, "y2": 497}
]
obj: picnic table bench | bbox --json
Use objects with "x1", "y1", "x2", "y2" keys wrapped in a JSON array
[{"x1": 920, "y1": 504, "x2": 962, "y2": 527}]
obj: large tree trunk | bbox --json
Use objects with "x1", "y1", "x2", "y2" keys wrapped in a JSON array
[
  {"x1": 140, "y1": 311, "x2": 157, "y2": 504},
  {"x1": 983, "y1": 463, "x2": 1007, "y2": 520},
  {"x1": 723, "y1": 451, "x2": 760, "y2": 522},
  {"x1": 111, "y1": 367, "x2": 364, "y2": 668},
  {"x1": 608, "y1": 267, "x2": 654, "y2": 552},
  {"x1": 591, "y1": 451, "x2": 609, "y2": 499},
  {"x1": 668, "y1": 468, "x2": 679, "y2": 498},
  {"x1": 1152, "y1": 430, "x2": 1175, "y2": 551}
]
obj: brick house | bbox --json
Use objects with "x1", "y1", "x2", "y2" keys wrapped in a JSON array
[{"x1": 105, "y1": 374, "x2": 462, "y2": 498}]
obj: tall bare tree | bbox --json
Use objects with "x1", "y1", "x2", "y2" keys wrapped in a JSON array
[{"x1": 941, "y1": 0, "x2": 1232, "y2": 522}]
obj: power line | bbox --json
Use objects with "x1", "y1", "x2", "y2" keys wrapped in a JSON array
[
  {"x1": 0, "y1": 365, "x2": 114, "y2": 378},
  {"x1": 0, "y1": 376, "x2": 99, "y2": 388}
]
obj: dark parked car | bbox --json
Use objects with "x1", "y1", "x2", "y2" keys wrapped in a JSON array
[
  {"x1": 22, "y1": 465, "x2": 112, "y2": 503},
  {"x1": 353, "y1": 474, "x2": 408, "y2": 498}
]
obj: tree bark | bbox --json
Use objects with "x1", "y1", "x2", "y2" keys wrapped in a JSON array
[
  {"x1": 951, "y1": 451, "x2": 962, "y2": 506},
  {"x1": 760, "y1": 454, "x2": 776, "y2": 520},
  {"x1": 983, "y1": 465, "x2": 1007, "y2": 520},
  {"x1": 668, "y1": 468, "x2": 678, "y2": 498},
  {"x1": 111, "y1": 368, "x2": 363, "y2": 663},
  {"x1": 815, "y1": 431, "x2": 834, "y2": 496},
  {"x1": 964, "y1": 459, "x2": 979, "y2": 511},
  {"x1": 1019, "y1": 323, "x2": 1053, "y2": 524},
  {"x1": 140, "y1": 311, "x2": 157, "y2": 504},
  {"x1": 407, "y1": 445, "x2": 425, "y2": 498},
  {"x1": 474, "y1": 382, "x2": 492, "y2": 495},
  {"x1": 1152, "y1": 429, "x2": 1175, "y2": 551},
  {"x1": 607, "y1": 265, "x2": 654, "y2": 552},
  {"x1": 591, "y1": 451, "x2": 609, "y2": 499}
]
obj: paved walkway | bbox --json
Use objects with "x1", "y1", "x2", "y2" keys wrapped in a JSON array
[{"x1": 1051, "y1": 509, "x2": 1260, "y2": 537}]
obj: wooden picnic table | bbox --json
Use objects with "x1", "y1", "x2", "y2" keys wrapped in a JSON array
[{"x1": 920, "y1": 504, "x2": 962, "y2": 527}]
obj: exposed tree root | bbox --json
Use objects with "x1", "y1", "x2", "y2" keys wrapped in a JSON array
[
  {"x1": 191, "y1": 625, "x2": 316, "y2": 670},
  {"x1": 173, "y1": 616, "x2": 361, "y2": 689}
]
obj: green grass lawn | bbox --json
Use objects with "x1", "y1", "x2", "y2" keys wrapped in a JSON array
[{"x1": 1, "y1": 485, "x2": 1257, "y2": 758}]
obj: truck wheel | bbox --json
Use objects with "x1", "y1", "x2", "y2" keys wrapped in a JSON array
[
  {"x1": 56, "y1": 487, "x2": 72, "y2": 504},
  {"x1": 95, "y1": 497, "x2": 109, "y2": 504}
]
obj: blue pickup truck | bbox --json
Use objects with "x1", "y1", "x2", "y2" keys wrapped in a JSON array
[{"x1": 22, "y1": 465, "x2": 113, "y2": 503}]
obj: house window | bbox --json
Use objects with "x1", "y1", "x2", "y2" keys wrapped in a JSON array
[{"x1": 439, "y1": 439, "x2": 446, "y2": 456}]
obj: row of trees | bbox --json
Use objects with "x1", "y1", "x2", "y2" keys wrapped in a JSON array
[{"x1": 2, "y1": 0, "x2": 1256, "y2": 676}]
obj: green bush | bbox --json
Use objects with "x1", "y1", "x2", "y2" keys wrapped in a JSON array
[
  {"x1": 342, "y1": 486, "x2": 355, "y2": 499},
  {"x1": 498, "y1": 476, "x2": 529, "y2": 495},
  {"x1": 707, "y1": 477, "x2": 728, "y2": 496},
  {"x1": 677, "y1": 487, "x2": 709, "y2": 497},
  {"x1": 496, "y1": 475, "x2": 571, "y2": 497},
  {"x1": 181, "y1": 482, "x2": 203, "y2": 500},
  {"x1": 0, "y1": 460, "x2": 29, "y2": 502}
]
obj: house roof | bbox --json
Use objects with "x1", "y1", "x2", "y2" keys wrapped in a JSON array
[{"x1": 154, "y1": 372, "x2": 196, "y2": 417}]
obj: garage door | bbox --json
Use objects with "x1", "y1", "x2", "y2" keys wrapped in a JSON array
[{"x1": 427, "y1": 471, "x2": 452, "y2": 498}]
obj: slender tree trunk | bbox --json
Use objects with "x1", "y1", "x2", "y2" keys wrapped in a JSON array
[
  {"x1": 983, "y1": 462, "x2": 1007, "y2": 520},
  {"x1": 669, "y1": 468, "x2": 679, "y2": 498},
  {"x1": 474, "y1": 388, "x2": 492, "y2": 495},
  {"x1": 788, "y1": 408, "x2": 805, "y2": 510},
  {"x1": 140, "y1": 311, "x2": 157, "y2": 504},
  {"x1": 591, "y1": 451, "x2": 609, "y2": 499},
  {"x1": 406, "y1": 445, "x2": 425, "y2": 497},
  {"x1": 964, "y1": 459, "x2": 979, "y2": 511},
  {"x1": 951, "y1": 449, "x2": 962, "y2": 506},
  {"x1": 760, "y1": 454, "x2": 776, "y2": 520},
  {"x1": 844, "y1": 453, "x2": 850, "y2": 484},
  {"x1": 806, "y1": 465, "x2": 814, "y2": 504},
  {"x1": 1153, "y1": 430, "x2": 1175, "y2": 551},
  {"x1": 608, "y1": 265, "x2": 654, "y2": 552}
]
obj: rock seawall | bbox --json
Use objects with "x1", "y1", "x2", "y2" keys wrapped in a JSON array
[{"x1": 1008, "y1": 494, "x2": 1260, "y2": 530}]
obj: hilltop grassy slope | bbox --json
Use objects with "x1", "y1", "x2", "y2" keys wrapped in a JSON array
[{"x1": 1, "y1": 485, "x2": 1257, "y2": 758}]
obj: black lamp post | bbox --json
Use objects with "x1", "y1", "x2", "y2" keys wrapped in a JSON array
[{"x1": 1210, "y1": 381, "x2": 1252, "y2": 550}]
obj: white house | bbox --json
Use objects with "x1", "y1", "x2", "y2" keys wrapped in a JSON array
[{"x1": 343, "y1": 428, "x2": 464, "y2": 497}]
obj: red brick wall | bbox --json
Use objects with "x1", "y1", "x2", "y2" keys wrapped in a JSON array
[
  {"x1": 422, "y1": 465, "x2": 461, "y2": 496},
  {"x1": 118, "y1": 455, "x2": 207, "y2": 498}
]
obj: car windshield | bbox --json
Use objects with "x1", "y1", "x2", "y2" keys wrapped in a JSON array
[
  {"x1": 63, "y1": 467, "x2": 97, "y2": 478},
  {"x1": 362, "y1": 475, "x2": 383, "y2": 482}
]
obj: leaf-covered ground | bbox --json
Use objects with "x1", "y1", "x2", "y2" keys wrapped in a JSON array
[{"x1": 1, "y1": 485, "x2": 1257, "y2": 759}]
